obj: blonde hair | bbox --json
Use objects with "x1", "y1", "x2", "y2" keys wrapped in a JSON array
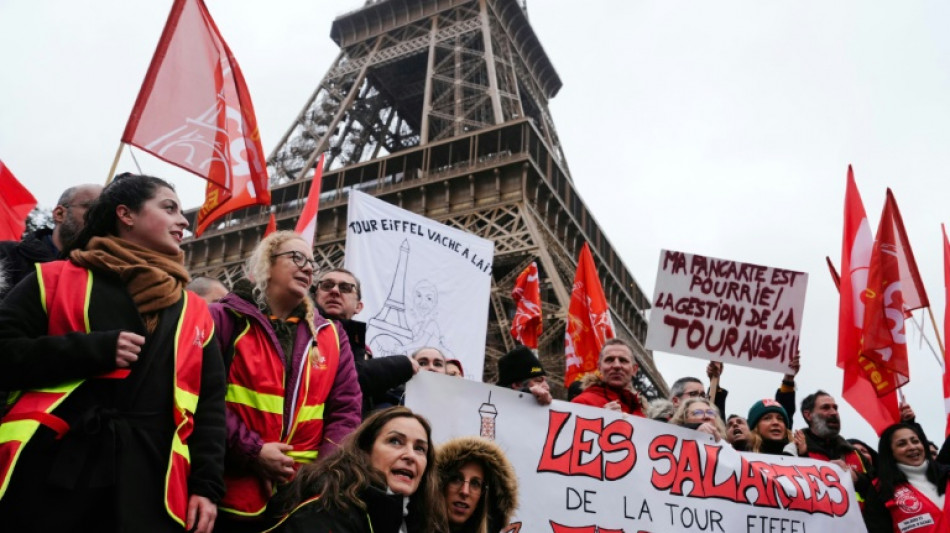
[
  {"x1": 669, "y1": 397, "x2": 727, "y2": 436},
  {"x1": 245, "y1": 230, "x2": 318, "y2": 338}
]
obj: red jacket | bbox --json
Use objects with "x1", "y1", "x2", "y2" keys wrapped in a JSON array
[{"x1": 571, "y1": 383, "x2": 646, "y2": 417}]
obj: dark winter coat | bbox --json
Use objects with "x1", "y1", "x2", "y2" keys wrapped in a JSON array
[
  {"x1": 269, "y1": 485, "x2": 411, "y2": 533},
  {"x1": 0, "y1": 266, "x2": 227, "y2": 532},
  {"x1": 0, "y1": 227, "x2": 57, "y2": 300}
]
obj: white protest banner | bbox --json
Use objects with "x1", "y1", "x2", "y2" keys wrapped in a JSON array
[
  {"x1": 344, "y1": 190, "x2": 494, "y2": 379},
  {"x1": 644, "y1": 250, "x2": 807, "y2": 374},
  {"x1": 406, "y1": 372, "x2": 866, "y2": 533}
]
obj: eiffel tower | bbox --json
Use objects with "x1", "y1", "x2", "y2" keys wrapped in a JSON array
[{"x1": 182, "y1": 0, "x2": 667, "y2": 399}]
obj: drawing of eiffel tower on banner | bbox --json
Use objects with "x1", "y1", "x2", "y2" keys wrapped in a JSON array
[{"x1": 181, "y1": 0, "x2": 667, "y2": 398}]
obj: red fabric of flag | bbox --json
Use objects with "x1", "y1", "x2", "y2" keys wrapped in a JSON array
[
  {"x1": 565, "y1": 243, "x2": 614, "y2": 385},
  {"x1": 942, "y1": 224, "x2": 950, "y2": 438},
  {"x1": 861, "y1": 188, "x2": 929, "y2": 395},
  {"x1": 837, "y1": 166, "x2": 899, "y2": 435},
  {"x1": 294, "y1": 154, "x2": 325, "y2": 247},
  {"x1": 0, "y1": 160, "x2": 37, "y2": 241},
  {"x1": 121, "y1": 0, "x2": 270, "y2": 236},
  {"x1": 263, "y1": 213, "x2": 276, "y2": 237},
  {"x1": 510, "y1": 262, "x2": 542, "y2": 349}
]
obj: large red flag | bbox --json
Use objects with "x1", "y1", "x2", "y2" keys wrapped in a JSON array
[
  {"x1": 837, "y1": 167, "x2": 899, "y2": 435},
  {"x1": 861, "y1": 188, "x2": 929, "y2": 395},
  {"x1": 942, "y1": 225, "x2": 950, "y2": 438},
  {"x1": 121, "y1": 0, "x2": 270, "y2": 236},
  {"x1": 0, "y1": 161, "x2": 37, "y2": 241},
  {"x1": 510, "y1": 262, "x2": 542, "y2": 349},
  {"x1": 565, "y1": 243, "x2": 615, "y2": 385},
  {"x1": 294, "y1": 154, "x2": 325, "y2": 248}
]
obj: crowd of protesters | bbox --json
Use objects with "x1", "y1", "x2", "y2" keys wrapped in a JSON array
[{"x1": 0, "y1": 174, "x2": 947, "y2": 532}]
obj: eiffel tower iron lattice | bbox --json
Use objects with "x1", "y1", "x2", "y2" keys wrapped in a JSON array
[{"x1": 181, "y1": 0, "x2": 667, "y2": 399}]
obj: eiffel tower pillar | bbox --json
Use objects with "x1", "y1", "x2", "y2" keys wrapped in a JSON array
[{"x1": 182, "y1": 0, "x2": 667, "y2": 399}]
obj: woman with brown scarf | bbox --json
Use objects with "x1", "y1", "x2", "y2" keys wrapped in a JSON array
[{"x1": 0, "y1": 173, "x2": 226, "y2": 533}]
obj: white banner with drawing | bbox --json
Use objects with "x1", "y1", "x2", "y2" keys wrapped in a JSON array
[
  {"x1": 645, "y1": 250, "x2": 808, "y2": 374},
  {"x1": 344, "y1": 190, "x2": 495, "y2": 380},
  {"x1": 406, "y1": 372, "x2": 865, "y2": 533}
]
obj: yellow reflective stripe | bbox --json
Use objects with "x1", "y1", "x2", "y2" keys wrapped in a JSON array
[
  {"x1": 287, "y1": 450, "x2": 318, "y2": 463},
  {"x1": 226, "y1": 384, "x2": 283, "y2": 414},
  {"x1": 0, "y1": 419, "x2": 40, "y2": 444},
  {"x1": 36, "y1": 263, "x2": 47, "y2": 314},
  {"x1": 171, "y1": 432, "x2": 190, "y2": 462},
  {"x1": 177, "y1": 388, "x2": 200, "y2": 413},
  {"x1": 204, "y1": 322, "x2": 215, "y2": 348},
  {"x1": 82, "y1": 270, "x2": 92, "y2": 333},
  {"x1": 296, "y1": 403, "x2": 325, "y2": 423}
]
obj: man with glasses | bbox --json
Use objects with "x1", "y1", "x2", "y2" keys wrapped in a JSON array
[
  {"x1": 0, "y1": 183, "x2": 101, "y2": 300},
  {"x1": 313, "y1": 268, "x2": 418, "y2": 417}
]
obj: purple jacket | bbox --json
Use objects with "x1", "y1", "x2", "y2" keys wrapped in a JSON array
[{"x1": 209, "y1": 292, "x2": 362, "y2": 462}]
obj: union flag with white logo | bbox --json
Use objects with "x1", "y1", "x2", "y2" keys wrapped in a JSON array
[{"x1": 565, "y1": 243, "x2": 614, "y2": 386}]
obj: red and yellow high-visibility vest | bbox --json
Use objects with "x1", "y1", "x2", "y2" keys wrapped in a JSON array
[
  {"x1": 219, "y1": 316, "x2": 340, "y2": 517},
  {"x1": 0, "y1": 260, "x2": 212, "y2": 527}
]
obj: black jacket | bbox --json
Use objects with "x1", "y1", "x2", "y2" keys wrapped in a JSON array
[
  {"x1": 272, "y1": 485, "x2": 412, "y2": 533},
  {"x1": 316, "y1": 308, "x2": 414, "y2": 418},
  {"x1": 0, "y1": 227, "x2": 58, "y2": 300}
]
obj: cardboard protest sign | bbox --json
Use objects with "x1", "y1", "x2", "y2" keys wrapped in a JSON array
[
  {"x1": 406, "y1": 373, "x2": 865, "y2": 533},
  {"x1": 344, "y1": 190, "x2": 494, "y2": 379},
  {"x1": 645, "y1": 250, "x2": 807, "y2": 374}
]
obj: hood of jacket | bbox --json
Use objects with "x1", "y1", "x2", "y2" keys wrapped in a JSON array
[{"x1": 437, "y1": 436, "x2": 518, "y2": 529}]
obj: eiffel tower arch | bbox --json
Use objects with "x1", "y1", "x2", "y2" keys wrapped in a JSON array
[{"x1": 182, "y1": 0, "x2": 667, "y2": 399}]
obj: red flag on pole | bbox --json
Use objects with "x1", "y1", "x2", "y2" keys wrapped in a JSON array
[
  {"x1": 861, "y1": 188, "x2": 929, "y2": 395},
  {"x1": 565, "y1": 243, "x2": 615, "y2": 385},
  {"x1": 510, "y1": 262, "x2": 542, "y2": 349},
  {"x1": 121, "y1": 0, "x2": 270, "y2": 236},
  {"x1": 294, "y1": 154, "x2": 325, "y2": 248},
  {"x1": 0, "y1": 160, "x2": 37, "y2": 241},
  {"x1": 836, "y1": 167, "x2": 899, "y2": 435},
  {"x1": 942, "y1": 224, "x2": 950, "y2": 438},
  {"x1": 263, "y1": 213, "x2": 277, "y2": 237}
]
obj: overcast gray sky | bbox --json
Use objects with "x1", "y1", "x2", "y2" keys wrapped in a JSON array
[{"x1": 3, "y1": 1, "x2": 950, "y2": 447}]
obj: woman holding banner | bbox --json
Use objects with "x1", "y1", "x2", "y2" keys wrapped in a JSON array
[
  {"x1": 0, "y1": 173, "x2": 226, "y2": 533},
  {"x1": 269, "y1": 406, "x2": 446, "y2": 533},
  {"x1": 670, "y1": 397, "x2": 726, "y2": 442},
  {"x1": 210, "y1": 230, "x2": 361, "y2": 532},
  {"x1": 863, "y1": 422, "x2": 950, "y2": 533},
  {"x1": 437, "y1": 436, "x2": 519, "y2": 533}
]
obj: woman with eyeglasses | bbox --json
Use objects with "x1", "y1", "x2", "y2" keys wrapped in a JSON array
[
  {"x1": 669, "y1": 397, "x2": 726, "y2": 442},
  {"x1": 209, "y1": 230, "x2": 361, "y2": 532},
  {"x1": 437, "y1": 436, "x2": 519, "y2": 533},
  {"x1": 269, "y1": 406, "x2": 447, "y2": 533}
]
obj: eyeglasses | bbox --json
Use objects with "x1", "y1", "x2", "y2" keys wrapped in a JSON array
[
  {"x1": 690, "y1": 409, "x2": 717, "y2": 418},
  {"x1": 446, "y1": 474, "x2": 485, "y2": 493},
  {"x1": 272, "y1": 251, "x2": 317, "y2": 270},
  {"x1": 680, "y1": 390, "x2": 707, "y2": 400},
  {"x1": 316, "y1": 279, "x2": 357, "y2": 294}
]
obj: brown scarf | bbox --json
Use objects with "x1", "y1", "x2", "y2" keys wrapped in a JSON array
[{"x1": 70, "y1": 235, "x2": 190, "y2": 333}]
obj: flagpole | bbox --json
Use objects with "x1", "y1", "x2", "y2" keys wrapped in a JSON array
[
  {"x1": 926, "y1": 306, "x2": 946, "y2": 360},
  {"x1": 105, "y1": 143, "x2": 124, "y2": 185}
]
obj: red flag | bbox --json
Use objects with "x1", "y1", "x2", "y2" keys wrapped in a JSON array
[
  {"x1": 294, "y1": 154, "x2": 325, "y2": 247},
  {"x1": 121, "y1": 0, "x2": 270, "y2": 236},
  {"x1": 861, "y1": 188, "x2": 929, "y2": 396},
  {"x1": 510, "y1": 262, "x2": 542, "y2": 348},
  {"x1": 263, "y1": 213, "x2": 276, "y2": 237},
  {"x1": 837, "y1": 167, "x2": 899, "y2": 435},
  {"x1": 942, "y1": 224, "x2": 950, "y2": 438},
  {"x1": 0, "y1": 161, "x2": 37, "y2": 241},
  {"x1": 565, "y1": 243, "x2": 615, "y2": 385}
]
